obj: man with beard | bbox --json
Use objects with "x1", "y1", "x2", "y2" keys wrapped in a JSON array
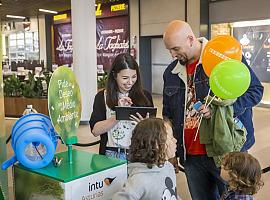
[{"x1": 162, "y1": 20, "x2": 263, "y2": 200}]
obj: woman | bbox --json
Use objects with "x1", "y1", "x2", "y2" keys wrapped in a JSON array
[{"x1": 90, "y1": 53, "x2": 154, "y2": 159}]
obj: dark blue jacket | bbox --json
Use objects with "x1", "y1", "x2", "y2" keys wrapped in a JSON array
[{"x1": 163, "y1": 56, "x2": 263, "y2": 165}]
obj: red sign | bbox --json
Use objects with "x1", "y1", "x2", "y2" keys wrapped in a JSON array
[
  {"x1": 96, "y1": 15, "x2": 129, "y2": 71},
  {"x1": 53, "y1": 23, "x2": 73, "y2": 66}
]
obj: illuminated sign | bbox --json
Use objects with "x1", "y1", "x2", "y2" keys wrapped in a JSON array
[
  {"x1": 53, "y1": 14, "x2": 67, "y2": 21},
  {"x1": 111, "y1": 3, "x2": 125, "y2": 12},
  {"x1": 95, "y1": 0, "x2": 128, "y2": 18},
  {"x1": 96, "y1": 3, "x2": 102, "y2": 16}
]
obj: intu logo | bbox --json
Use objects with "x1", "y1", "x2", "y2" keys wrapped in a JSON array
[
  {"x1": 88, "y1": 177, "x2": 116, "y2": 192},
  {"x1": 88, "y1": 181, "x2": 103, "y2": 192}
]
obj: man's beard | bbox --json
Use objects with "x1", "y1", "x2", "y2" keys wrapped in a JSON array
[{"x1": 179, "y1": 57, "x2": 188, "y2": 65}]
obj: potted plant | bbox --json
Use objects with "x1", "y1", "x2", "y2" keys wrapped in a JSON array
[
  {"x1": 3, "y1": 75, "x2": 22, "y2": 97},
  {"x1": 4, "y1": 71, "x2": 52, "y2": 117},
  {"x1": 97, "y1": 73, "x2": 108, "y2": 91}
]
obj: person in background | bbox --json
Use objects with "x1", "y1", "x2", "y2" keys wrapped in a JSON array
[
  {"x1": 220, "y1": 152, "x2": 264, "y2": 200},
  {"x1": 112, "y1": 118, "x2": 180, "y2": 200},
  {"x1": 162, "y1": 20, "x2": 264, "y2": 199},
  {"x1": 90, "y1": 53, "x2": 153, "y2": 160}
]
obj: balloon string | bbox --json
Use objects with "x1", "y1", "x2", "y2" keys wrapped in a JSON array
[
  {"x1": 194, "y1": 117, "x2": 202, "y2": 141},
  {"x1": 192, "y1": 89, "x2": 210, "y2": 129},
  {"x1": 206, "y1": 95, "x2": 216, "y2": 108},
  {"x1": 205, "y1": 88, "x2": 211, "y2": 106},
  {"x1": 193, "y1": 93, "x2": 216, "y2": 141}
]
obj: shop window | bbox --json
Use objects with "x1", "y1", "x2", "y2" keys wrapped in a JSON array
[{"x1": 7, "y1": 32, "x2": 39, "y2": 64}]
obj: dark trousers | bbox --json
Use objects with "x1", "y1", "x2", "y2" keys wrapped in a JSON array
[{"x1": 184, "y1": 155, "x2": 226, "y2": 200}]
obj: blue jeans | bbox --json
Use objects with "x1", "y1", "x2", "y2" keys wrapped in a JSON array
[
  {"x1": 184, "y1": 155, "x2": 226, "y2": 200},
  {"x1": 105, "y1": 150, "x2": 127, "y2": 160}
]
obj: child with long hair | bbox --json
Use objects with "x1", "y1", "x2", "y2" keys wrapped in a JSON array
[
  {"x1": 112, "y1": 118, "x2": 180, "y2": 200},
  {"x1": 90, "y1": 53, "x2": 153, "y2": 160},
  {"x1": 220, "y1": 152, "x2": 264, "y2": 200}
]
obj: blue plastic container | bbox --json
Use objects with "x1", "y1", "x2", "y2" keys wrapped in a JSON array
[{"x1": 1, "y1": 113, "x2": 58, "y2": 170}]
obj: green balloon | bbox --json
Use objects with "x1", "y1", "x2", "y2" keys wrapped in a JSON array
[{"x1": 209, "y1": 59, "x2": 251, "y2": 100}]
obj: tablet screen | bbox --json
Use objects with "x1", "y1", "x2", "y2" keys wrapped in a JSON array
[{"x1": 115, "y1": 106, "x2": 157, "y2": 120}]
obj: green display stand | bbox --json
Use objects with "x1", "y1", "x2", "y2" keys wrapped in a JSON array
[
  {"x1": 13, "y1": 150, "x2": 127, "y2": 200},
  {"x1": 0, "y1": 185, "x2": 5, "y2": 200}
]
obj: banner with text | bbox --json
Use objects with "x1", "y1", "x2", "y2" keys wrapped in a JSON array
[
  {"x1": 48, "y1": 66, "x2": 81, "y2": 145},
  {"x1": 95, "y1": 0, "x2": 128, "y2": 18},
  {"x1": 233, "y1": 25, "x2": 270, "y2": 82},
  {"x1": 64, "y1": 163, "x2": 127, "y2": 200},
  {"x1": 53, "y1": 23, "x2": 73, "y2": 66},
  {"x1": 96, "y1": 15, "x2": 129, "y2": 71}
]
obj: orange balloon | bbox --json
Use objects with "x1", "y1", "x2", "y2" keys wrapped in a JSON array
[{"x1": 202, "y1": 35, "x2": 242, "y2": 77}]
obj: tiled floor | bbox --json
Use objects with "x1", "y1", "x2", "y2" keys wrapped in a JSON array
[{"x1": 4, "y1": 95, "x2": 270, "y2": 200}]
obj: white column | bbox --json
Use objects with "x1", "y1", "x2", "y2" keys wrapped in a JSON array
[
  {"x1": 187, "y1": 0, "x2": 200, "y2": 37},
  {"x1": 71, "y1": 0, "x2": 97, "y2": 122},
  {"x1": 129, "y1": 0, "x2": 140, "y2": 64},
  {"x1": 38, "y1": 15, "x2": 47, "y2": 67}
]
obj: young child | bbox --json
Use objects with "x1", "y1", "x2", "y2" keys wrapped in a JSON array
[
  {"x1": 220, "y1": 152, "x2": 264, "y2": 200},
  {"x1": 112, "y1": 118, "x2": 180, "y2": 200}
]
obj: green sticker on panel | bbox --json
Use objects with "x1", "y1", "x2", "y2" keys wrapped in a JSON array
[{"x1": 48, "y1": 66, "x2": 81, "y2": 144}]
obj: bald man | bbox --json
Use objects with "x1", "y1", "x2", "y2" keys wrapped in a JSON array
[{"x1": 162, "y1": 20, "x2": 263, "y2": 200}]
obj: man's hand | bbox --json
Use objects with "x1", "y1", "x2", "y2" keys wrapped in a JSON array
[{"x1": 198, "y1": 104, "x2": 211, "y2": 119}]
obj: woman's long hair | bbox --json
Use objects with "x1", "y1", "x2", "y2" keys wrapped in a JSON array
[
  {"x1": 128, "y1": 118, "x2": 168, "y2": 168},
  {"x1": 106, "y1": 53, "x2": 151, "y2": 109}
]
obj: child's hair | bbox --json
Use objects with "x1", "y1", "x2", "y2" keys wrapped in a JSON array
[
  {"x1": 222, "y1": 152, "x2": 264, "y2": 195},
  {"x1": 128, "y1": 118, "x2": 170, "y2": 169}
]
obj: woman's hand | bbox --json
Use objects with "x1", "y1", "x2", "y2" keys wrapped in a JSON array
[
  {"x1": 118, "y1": 97, "x2": 133, "y2": 106},
  {"x1": 92, "y1": 115, "x2": 118, "y2": 136},
  {"x1": 129, "y1": 112, "x2": 149, "y2": 123}
]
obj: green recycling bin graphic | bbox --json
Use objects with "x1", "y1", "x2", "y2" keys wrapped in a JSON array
[{"x1": 48, "y1": 66, "x2": 81, "y2": 145}]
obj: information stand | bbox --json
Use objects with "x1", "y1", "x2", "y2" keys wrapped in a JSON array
[{"x1": 14, "y1": 150, "x2": 127, "y2": 200}]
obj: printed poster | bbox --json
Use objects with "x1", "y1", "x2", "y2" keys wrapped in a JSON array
[
  {"x1": 54, "y1": 23, "x2": 73, "y2": 66},
  {"x1": 233, "y1": 25, "x2": 270, "y2": 82},
  {"x1": 96, "y1": 15, "x2": 129, "y2": 71}
]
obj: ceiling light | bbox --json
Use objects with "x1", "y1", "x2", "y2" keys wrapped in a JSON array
[
  {"x1": 6, "y1": 15, "x2": 26, "y2": 19},
  {"x1": 0, "y1": 0, "x2": 2, "y2": 6},
  {"x1": 39, "y1": 9, "x2": 58, "y2": 14}
]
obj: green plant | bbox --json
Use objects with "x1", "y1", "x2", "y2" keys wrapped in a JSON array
[
  {"x1": 42, "y1": 70, "x2": 52, "y2": 97},
  {"x1": 35, "y1": 77, "x2": 44, "y2": 97},
  {"x1": 4, "y1": 70, "x2": 52, "y2": 98},
  {"x1": 97, "y1": 73, "x2": 108, "y2": 89},
  {"x1": 3, "y1": 75, "x2": 22, "y2": 97},
  {"x1": 22, "y1": 72, "x2": 37, "y2": 98}
]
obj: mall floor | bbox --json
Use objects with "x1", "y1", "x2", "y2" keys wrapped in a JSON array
[{"x1": 4, "y1": 95, "x2": 270, "y2": 200}]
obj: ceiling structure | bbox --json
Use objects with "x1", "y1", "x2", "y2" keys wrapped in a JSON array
[
  {"x1": 0, "y1": 0, "x2": 71, "y2": 21},
  {"x1": 0, "y1": 0, "x2": 233, "y2": 21},
  {"x1": 209, "y1": 0, "x2": 233, "y2": 2}
]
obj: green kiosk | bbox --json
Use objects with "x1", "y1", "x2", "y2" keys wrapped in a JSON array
[{"x1": 13, "y1": 67, "x2": 127, "y2": 200}]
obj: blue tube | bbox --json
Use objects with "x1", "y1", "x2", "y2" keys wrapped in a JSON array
[{"x1": 1, "y1": 156, "x2": 17, "y2": 170}]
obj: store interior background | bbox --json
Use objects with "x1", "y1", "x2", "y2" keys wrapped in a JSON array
[{"x1": 1, "y1": 0, "x2": 270, "y2": 199}]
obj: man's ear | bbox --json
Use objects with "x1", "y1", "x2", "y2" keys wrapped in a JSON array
[{"x1": 187, "y1": 35, "x2": 194, "y2": 47}]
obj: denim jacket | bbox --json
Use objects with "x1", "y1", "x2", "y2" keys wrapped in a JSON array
[{"x1": 162, "y1": 37, "x2": 264, "y2": 165}]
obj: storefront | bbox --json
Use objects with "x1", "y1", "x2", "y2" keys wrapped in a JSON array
[{"x1": 210, "y1": 0, "x2": 270, "y2": 107}]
